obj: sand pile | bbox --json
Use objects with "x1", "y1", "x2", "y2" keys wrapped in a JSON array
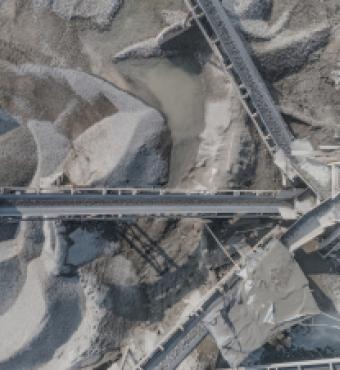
[
  {"x1": 0, "y1": 126, "x2": 37, "y2": 186},
  {"x1": 181, "y1": 60, "x2": 256, "y2": 190},
  {"x1": 0, "y1": 110, "x2": 19, "y2": 136},
  {"x1": 255, "y1": 23, "x2": 330, "y2": 81},
  {"x1": 32, "y1": 0, "x2": 123, "y2": 28},
  {"x1": 231, "y1": 0, "x2": 273, "y2": 20},
  {"x1": 64, "y1": 108, "x2": 170, "y2": 186},
  {"x1": 28, "y1": 121, "x2": 71, "y2": 187},
  {"x1": 0, "y1": 0, "x2": 340, "y2": 369},
  {"x1": 0, "y1": 217, "x2": 210, "y2": 369},
  {"x1": 0, "y1": 220, "x2": 120, "y2": 370},
  {"x1": 0, "y1": 63, "x2": 171, "y2": 187},
  {"x1": 113, "y1": 10, "x2": 192, "y2": 62}
]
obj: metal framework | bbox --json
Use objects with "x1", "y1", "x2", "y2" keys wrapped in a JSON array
[
  {"x1": 234, "y1": 357, "x2": 340, "y2": 370},
  {"x1": 185, "y1": 0, "x2": 328, "y2": 198},
  {"x1": 0, "y1": 187, "x2": 302, "y2": 221}
]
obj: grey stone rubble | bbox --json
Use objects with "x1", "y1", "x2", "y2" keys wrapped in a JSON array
[
  {"x1": 255, "y1": 22, "x2": 331, "y2": 81},
  {"x1": 0, "y1": 0, "x2": 340, "y2": 369},
  {"x1": 0, "y1": 63, "x2": 171, "y2": 188},
  {"x1": 192, "y1": 0, "x2": 332, "y2": 198},
  {"x1": 113, "y1": 10, "x2": 191, "y2": 62},
  {"x1": 203, "y1": 239, "x2": 320, "y2": 367},
  {"x1": 282, "y1": 193, "x2": 340, "y2": 252},
  {"x1": 32, "y1": 0, "x2": 123, "y2": 28}
]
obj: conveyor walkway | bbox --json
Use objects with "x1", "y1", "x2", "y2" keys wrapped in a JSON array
[
  {"x1": 135, "y1": 271, "x2": 241, "y2": 370},
  {"x1": 236, "y1": 356, "x2": 340, "y2": 370},
  {"x1": 0, "y1": 187, "x2": 300, "y2": 220},
  {"x1": 282, "y1": 193, "x2": 340, "y2": 252}
]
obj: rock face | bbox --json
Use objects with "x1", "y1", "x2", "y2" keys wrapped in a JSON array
[{"x1": 33, "y1": 0, "x2": 123, "y2": 28}]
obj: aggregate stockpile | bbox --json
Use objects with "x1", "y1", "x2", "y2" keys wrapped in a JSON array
[{"x1": 203, "y1": 240, "x2": 320, "y2": 367}]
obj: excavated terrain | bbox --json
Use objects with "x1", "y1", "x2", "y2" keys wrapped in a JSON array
[{"x1": 0, "y1": 1, "x2": 340, "y2": 369}]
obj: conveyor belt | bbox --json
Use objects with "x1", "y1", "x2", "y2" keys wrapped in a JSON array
[{"x1": 185, "y1": 0, "x2": 329, "y2": 198}]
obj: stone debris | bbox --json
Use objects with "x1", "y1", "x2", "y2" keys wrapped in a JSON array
[
  {"x1": 239, "y1": 2, "x2": 298, "y2": 41},
  {"x1": 230, "y1": 0, "x2": 273, "y2": 20},
  {"x1": 113, "y1": 10, "x2": 191, "y2": 62},
  {"x1": 203, "y1": 240, "x2": 320, "y2": 367},
  {"x1": 28, "y1": 120, "x2": 71, "y2": 187},
  {"x1": 33, "y1": 0, "x2": 123, "y2": 28},
  {"x1": 0, "y1": 109, "x2": 19, "y2": 136},
  {"x1": 0, "y1": 63, "x2": 171, "y2": 187},
  {"x1": 64, "y1": 109, "x2": 170, "y2": 186},
  {"x1": 0, "y1": 126, "x2": 37, "y2": 186},
  {"x1": 255, "y1": 23, "x2": 331, "y2": 81},
  {"x1": 0, "y1": 0, "x2": 340, "y2": 369}
]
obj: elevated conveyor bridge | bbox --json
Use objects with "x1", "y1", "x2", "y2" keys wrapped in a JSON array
[
  {"x1": 0, "y1": 187, "x2": 301, "y2": 221},
  {"x1": 185, "y1": 0, "x2": 330, "y2": 198}
]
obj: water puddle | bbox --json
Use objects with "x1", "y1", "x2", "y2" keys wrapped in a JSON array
[{"x1": 116, "y1": 57, "x2": 205, "y2": 186}]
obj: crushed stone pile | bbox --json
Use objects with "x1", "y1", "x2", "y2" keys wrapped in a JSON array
[
  {"x1": 32, "y1": 0, "x2": 123, "y2": 28},
  {"x1": 203, "y1": 239, "x2": 320, "y2": 367},
  {"x1": 0, "y1": 64, "x2": 171, "y2": 187}
]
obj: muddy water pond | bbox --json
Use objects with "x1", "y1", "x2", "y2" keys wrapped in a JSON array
[{"x1": 116, "y1": 57, "x2": 205, "y2": 186}]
